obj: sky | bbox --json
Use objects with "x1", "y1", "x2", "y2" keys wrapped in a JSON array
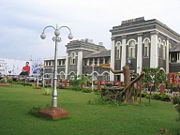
[{"x1": 0, "y1": 0, "x2": 180, "y2": 61}]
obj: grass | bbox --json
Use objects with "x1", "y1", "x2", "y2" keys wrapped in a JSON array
[{"x1": 0, "y1": 84, "x2": 179, "y2": 135}]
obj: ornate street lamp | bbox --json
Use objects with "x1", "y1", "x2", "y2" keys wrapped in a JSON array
[{"x1": 39, "y1": 25, "x2": 73, "y2": 119}]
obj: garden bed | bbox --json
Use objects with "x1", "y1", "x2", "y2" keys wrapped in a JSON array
[{"x1": 0, "y1": 83, "x2": 10, "y2": 87}]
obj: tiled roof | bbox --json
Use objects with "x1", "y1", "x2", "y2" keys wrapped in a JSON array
[{"x1": 84, "y1": 50, "x2": 111, "y2": 58}]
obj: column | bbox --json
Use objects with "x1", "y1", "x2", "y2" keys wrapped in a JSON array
[
  {"x1": 87, "y1": 59, "x2": 90, "y2": 66},
  {"x1": 150, "y1": 31, "x2": 158, "y2": 68},
  {"x1": 65, "y1": 52, "x2": 69, "y2": 79},
  {"x1": 77, "y1": 51, "x2": 83, "y2": 76},
  {"x1": 166, "y1": 39, "x2": 169, "y2": 73},
  {"x1": 97, "y1": 58, "x2": 100, "y2": 66},
  {"x1": 137, "y1": 33, "x2": 143, "y2": 74},
  {"x1": 121, "y1": 36, "x2": 126, "y2": 82},
  {"x1": 61, "y1": 60, "x2": 63, "y2": 66},
  {"x1": 110, "y1": 39, "x2": 115, "y2": 81},
  {"x1": 177, "y1": 52, "x2": 180, "y2": 63},
  {"x1": 92, "y1": 58, "x2": 95, "y2": 65}
]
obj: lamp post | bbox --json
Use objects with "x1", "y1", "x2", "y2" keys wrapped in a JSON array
[
  {"x1": 40, "y1": 25, "x2": 73, "y2": 108},
  {"x1": 91, "y1": 64, "x2": 94, "y2": 91}
]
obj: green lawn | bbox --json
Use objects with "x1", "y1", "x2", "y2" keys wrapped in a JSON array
[{"x1": 0, "y1": 84, "x2": 179, "y2": 135}]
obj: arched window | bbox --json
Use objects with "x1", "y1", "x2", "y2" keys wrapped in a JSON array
[
  {"x1": 143, "y1": 38, "x2": 150, "y2": 57},
  {"x1": 70, "y1": 52, "x2": 76, "y2": 65},
  {"x1": 158, "y1": 38, "x2": 162, "y2": 58},
  {"x1": 69, "y1": 71, "x2": 76, "y2": 80},
  {"x1": 60, "y1": 72, "x2": 65, "y2": 79},
  {"x1": 103, "y1": 72, "x2": 110, "y2": 81},
  {"x1": 128, "y1": 40, "x2": 136, "y2": 58},
  {"x1": 115, "y1": 41, "x2": 121, "y2": 60},
  {"x1": 92, "y1": 72, "x2": 98, "y2": 81}
]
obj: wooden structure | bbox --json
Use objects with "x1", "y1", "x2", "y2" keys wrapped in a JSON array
[{"x1": 101, "y1": 64, "x2": 144, "y2": 103}]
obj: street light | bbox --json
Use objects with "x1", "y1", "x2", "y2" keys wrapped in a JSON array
[
  {"x1": 91, "y1": 64, "x2": 95, "y2": 91},
  {"x1": 40, "y1": 25, "x2": 73, "y2": 108}
]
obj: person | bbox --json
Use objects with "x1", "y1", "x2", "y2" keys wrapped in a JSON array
[{"x1": 20, "y1": 62, "x2": 30, "y2": 76}]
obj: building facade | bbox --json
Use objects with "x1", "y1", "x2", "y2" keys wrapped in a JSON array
[
  {"x1": 44, "y1": 17, "x2": 180, "y2": 82},
  {"x1": 44, "y1": 39, "x2": 111, "y2": 82},
  {"x1": 110, "y1": 17, "x2": 180, "y2": 81}
]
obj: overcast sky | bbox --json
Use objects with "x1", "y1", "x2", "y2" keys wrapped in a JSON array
[{"x1": 0, "y1": 0, "x2": 180, "y2": 61}]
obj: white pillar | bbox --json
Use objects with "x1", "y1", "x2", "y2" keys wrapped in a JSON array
[
  {"x1": 121, "y1": 36, "x2": 126, "y2": 81},
  {"x1": 97, "y1": 58, "x2": 100, "y2": 66},
  {"x1": 166, "y1": 39, "x2": 169, "y2": 73},
  {"x1": 65, "y1": 52, "x2": 69, "y2": 79},
  {"x1": 77, "y1": 51, "x2": 83, "y2": 76},
  {"x1": 150, "y1": 31, "x2": 158, "y2": 68},
  {"x1": 177, "y1": 52, "x2": 180, "y2": 63},
  {"x1": 87, "y1": 59, "x2": 90, "y2": 66},
  {"x1": 137, "y1": 34, "x2": 143, "y2": 74},
  {"x1": 110, "y1": 40, "x2": 115, "y2": 81}
]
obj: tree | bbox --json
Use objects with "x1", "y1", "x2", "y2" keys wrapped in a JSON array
[
  {"x1": 142, "y1": 67, "x2": 167, "y2": 103},
  {"x1": 70, "y1": 74, "x2": 89, "y2": 90}
]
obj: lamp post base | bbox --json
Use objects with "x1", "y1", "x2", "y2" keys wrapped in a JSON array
[{"x1": 38, "y1": 107, "x2": 69, "y2": 119}]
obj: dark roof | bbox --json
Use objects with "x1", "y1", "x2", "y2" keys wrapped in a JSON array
[
  {"x1": 110, "y1": 17, "x2": 180, "y2": 39},
  {"x1": 170, "y1": 43, "x2": 180, "y2": 52},
  {"x1": 84, "y1": 50, "x2": 110, "y2": 58}
]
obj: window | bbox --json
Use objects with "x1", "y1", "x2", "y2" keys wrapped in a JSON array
[
  {"x1": 62, "y1": 60, "x2": 65, "y2": 65},
  {"x1": 70, "y1": 52, "x2": 76, "y2": 65},
  {"x1": 89, "y1": 58, "x2": 93, "y2": 65},
  {"x1": 128, "y1": 40, "x2": 136, "y2": 58},
  {"x1": 103, "y1": 73, "x2": 110, "y2": 81},
  {"x1": 94, "y1": 58, "x2": 97, "y2": 65},
  {"x1": 143, "y1": 39, "x2": 150, "y2": 57},
  {"x1": 60, "y1": 72, "x2": 65, "y2": 79},
  {"x1": 58, "y1": 60, "x2": 61, "y2": 66},
  {"x1": 99, "y1": 58, "x2": 103, "y2": 64},
  {"x1": 83, "y1": 59, "x2": 87, "y2": 66},
  {"x1": 115, "y1": 41, "x2": 121, "y2": 60},
  {"x1": 105, "y1": 57, "x2": 110, "y2": 64},
  {"x1": 158, "y1": 38, "x2": 162, "y2": 58}
]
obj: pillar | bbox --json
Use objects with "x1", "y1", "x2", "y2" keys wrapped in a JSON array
[
  {"x1": 65, "y1": 52, "x2": 69, "y2": 79},
  {"x1": 87, "y1": 59, "x2": 90, "y2": 66},
  {"x1": 97, "y1": 58, "x2": 100, "y2": 66},
  {"x1": 150, "y1": 31, "x2": 158, "y2": 68},
  {"x1": 77, "y1": 51, "x2": 83, "y2": 76},
  {"x1": 121, "y1": 36, "x2": 126, "y2": 81},
  {"x1": 166, "y1": 39, "x2": 169, "y2": 73},
  {"x1": 137, "y1": 33, "x2": 143, "y2": 74},
  {"x1": 110, "y1": 39, "x2": 115, "y2": 81}
]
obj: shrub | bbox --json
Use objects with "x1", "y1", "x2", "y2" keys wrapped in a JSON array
[
  {"x1": 100, "y1": 89, "x2": 124, "y2": 103},
  {"x1": 159, "y1": 94, "x2": 171, "y2": 102},
  {"x1": 141, "y1": 92, "x2": 147, "y2": 98},
  {"x1": 81, "y1": 88, "x2": 92, "y2": 93},
  {"x1": 0, "y1": 78, "x2": 7, "y2": 83},
  {"x1": 151, "y1": 93, "x2": 161, "y2": 100},
  {"x1": 43, "y1": 88, "x2": 51, "y2": 95},
  {"x1": 142, "y1": 92, "x2": 171, "y2": 102},
  {"x1": 172, "y1": 96, "x2": 180, "y2": 105}
]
